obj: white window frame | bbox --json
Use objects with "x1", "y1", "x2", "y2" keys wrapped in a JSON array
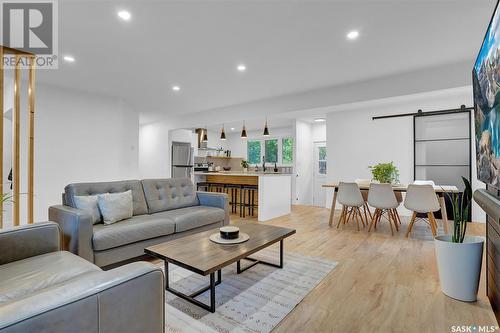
[{"x1": 246, "y1": 136, "x2": 294, "y2": 166}]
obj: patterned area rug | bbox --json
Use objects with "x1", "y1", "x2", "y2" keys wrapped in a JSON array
[{"x1": 161, "y1": 249, "x2": 337, "y2": 333}]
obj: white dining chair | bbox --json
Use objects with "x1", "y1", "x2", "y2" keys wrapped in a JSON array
[
  {"x1": 367, "y1": 183, "x2": 400, "y2": 235},
  {"x1": 337, "y1": 182, "x2": 366, "y2": 231},
  {"x1": 355, "y1": 179, "x2": 373, "y2": 221},
  {"x1": 404, "y1": 184, "x2": 441, "y2": 237}
]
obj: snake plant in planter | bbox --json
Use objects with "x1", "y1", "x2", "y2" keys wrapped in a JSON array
[{"x1": 434, "y1": 177, "x2": 484, "y2": 302}]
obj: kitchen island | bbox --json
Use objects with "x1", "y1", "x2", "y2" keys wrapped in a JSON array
[{"x1": 194, "y1": 172, "x2": 292, "y2": 222}]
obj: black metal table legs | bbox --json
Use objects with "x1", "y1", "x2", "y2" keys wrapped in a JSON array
[
  {"x1": 237, "y1": 240, "x2": 284, "y2": 273},
  {"x1": 164, "y1": 240, "x2": 285, "y2": 313},
  {"x1": 164, "y1": 262, "x2": 221, "y2": 313}
]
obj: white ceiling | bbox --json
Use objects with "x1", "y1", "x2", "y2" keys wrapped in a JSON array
[{"x1": 39, "y1": 0, "x2": 495, "y2": 119}]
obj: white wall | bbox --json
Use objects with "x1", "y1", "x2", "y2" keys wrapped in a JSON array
[
  {"x1": 295, "y1": 120, "x2": 313, "y2": 205},
  {"x1": 139, "y1": 121, "x2": 172, "y2": 179},
  {"x1": 312, "y1": 123, "x2": 326, "y2": 142},
  {"x1": 325, "y1": 86, "x2": 485, "y2": 222},
  {"x1": 24, "y1": 84, "x2": 139, "y2": 224}
]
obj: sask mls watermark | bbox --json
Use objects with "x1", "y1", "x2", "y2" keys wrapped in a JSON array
[{"x1": 0, "y1": 0, "x2": 58, "y2": 69}]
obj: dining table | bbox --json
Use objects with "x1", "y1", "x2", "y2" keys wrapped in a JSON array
[{"x1": 322, "y1": 183, "x2": 460, "y2": 234}]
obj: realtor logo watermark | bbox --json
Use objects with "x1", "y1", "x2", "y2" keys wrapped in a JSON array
[
  {"x1": 0, "y1": 0, "x2": 58, "y2": 69},
  {"x1": 450, "y1": 325, "x2": 499, "y2": 332}
]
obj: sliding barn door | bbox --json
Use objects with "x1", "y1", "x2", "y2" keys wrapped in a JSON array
[{"x1": 414, "y1": 111, "x2": 472, "y2": 217}]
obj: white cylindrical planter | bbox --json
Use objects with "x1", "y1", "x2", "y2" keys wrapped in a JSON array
[{"x1": 434, "y1": 235, "x2": 484, "y2": 302}]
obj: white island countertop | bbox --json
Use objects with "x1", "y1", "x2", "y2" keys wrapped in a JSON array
[{"x1": 194, "y1": 171, "x2": 291, "y2": 177}]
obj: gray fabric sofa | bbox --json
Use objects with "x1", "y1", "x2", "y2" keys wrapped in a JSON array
[
  {"x1": 49, "y1": 178, "x2": 229, "y2": 267},
  {"x1": 0, "y1": 222, "x2": 164, "y2": 333}
]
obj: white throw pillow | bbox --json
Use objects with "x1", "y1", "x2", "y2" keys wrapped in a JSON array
[
  {"x1": 97, "y1": 190, "x2": 133, "y2": 224},
  {"x1": 73, "y1": 195, "x2": 102, "y2": 224}
]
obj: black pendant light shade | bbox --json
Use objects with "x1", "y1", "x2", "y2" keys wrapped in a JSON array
[
  {"x1": 263, "y1": 119, "x2": 270, "y2": 136},
  {"x1": 241, "y1": 121, "x2": 247, "y2": 139},
  {"x1": 220, "y1": 124, "x2": 226, "y2": 140},
  {"x1": 202, "y1": 127, "x2": 208, "y2": 142}
]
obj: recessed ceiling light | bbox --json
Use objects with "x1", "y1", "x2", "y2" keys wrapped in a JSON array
[
  {"x1": 314, "y1": 118, "x2": 326, "y2": 122},
  {"x1": 230, "y1": 127, "x2": 235, "y2": 131},
  {"x1": 346, "y1": 30, "x2": 359, "y2": 40},
  {"x1": 172, "y1": 85, "x2": 181, "y2": 92},
  {"x1": 118, "y1": 10, "x2": 131, "y2": 21},
  {"x1": 237, "y1": 64, "x2": 247, "y2": 72},
  {"x1": 63, "y1": 55, "x2": 75, "y2": 63}
]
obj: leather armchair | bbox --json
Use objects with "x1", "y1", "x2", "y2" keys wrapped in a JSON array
[
  {"x1": 0, "y1": 222, "x2": 61, "y2": 265},
  {"x1": 0, "y1": 222, "x2": 165, "y2": 333},
  {"x1": 48, "y1": 204, "x2": 94, "y2": 262}
]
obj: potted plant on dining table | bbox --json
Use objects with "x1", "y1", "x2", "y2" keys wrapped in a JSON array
[
  {"x1": 369, "y1": 161, "x2": 400, "y2": 184},
  {"x1": 434, "y1": 177, "x2": 484, "y2": 302}
]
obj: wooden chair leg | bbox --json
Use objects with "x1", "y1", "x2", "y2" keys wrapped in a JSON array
[
  {"x1": 368, "y1": 209, "x2": 379, "y2": 232},
  {"x1": 358, "y1": 207, "x2": 366, "y2": 227},
  {"x1": 362, "y1": 205, "x2": 368, "y2": 226},
  {"x1": 387, "y1": 210, "x2": 394, "y2": 236},
  {"x1": 427, "y1": 212, "x2": 436, "y2": 236},
  {"x1": 428, "y1": 212, "x2": 438, "y2": 236},
  {"x1": 432, "y1": 216, "x2": 437, "y2": 236},
  {"x1": 354, "y1": 208, "x2": 360, "y2": 231},
  {"x1": 374, "y1": 209, "x2": 381, "y2": 230},
  {"x1": 337, "y1": 205, "x2": 346, "y2": 229},
  {"x1": 345, "y1": 207, "x2": 353, "y2": 225},
  {"x1": 390, "y1": 209, "x2": 399, "y2": 231},
  {"x1": 405, "y1": 212, "x2": 417, "y2": 237},
  {"x1": 365, "y1": 202, "x2": 373, "y2": 219},
  {"x1": 391, "y1": 209, "x2": 401, "y2": 225}
]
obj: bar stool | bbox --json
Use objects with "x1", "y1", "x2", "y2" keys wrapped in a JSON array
[
  {"x1": 243, "y1": 185, "x2": 258, "y2": 217},
  {"x1": 209, "y1": 183, "x2": 225, "y2": 193},
  {"x1": 239, "y1": 184, "x2": 246, "y2": 217},
  {"x1": 225, "y1": 184, "x2": 240, "y2": 214}
]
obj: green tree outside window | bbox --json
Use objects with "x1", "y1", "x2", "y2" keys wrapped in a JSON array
[
  {"x1": 282, "y1": 138, "x2": 293, "y2": 164},
  {"x1": 265, "y1": 139, "x2": 278, "y2": 163},
  {"x1": 247, "y1": 141, "x2": 261, "y2": 164}
]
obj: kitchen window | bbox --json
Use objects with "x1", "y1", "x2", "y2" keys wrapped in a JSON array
[
  {"x1": 265, "y1": 139, "x2": 278, "y2": 163},
  {"x1": 282, "y1": 138, "x2": 293, "y2": 164},
  {"x1": 247, "y1": 140, "x2": 261, "y2": 164},
  {"x1": 246, "y1": 137, "x2": 294, "y2": 166},
  {"x1": 318, "y1": 146, "x2": 327, "y2": 174}
]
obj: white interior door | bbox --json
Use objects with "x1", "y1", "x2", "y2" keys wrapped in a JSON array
[{"x1": 313, "y1": 142, "x2": 327, "y2": 207}]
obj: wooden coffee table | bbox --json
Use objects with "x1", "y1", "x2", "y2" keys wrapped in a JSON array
[{"x1": 145, "y1": 222, "x2": 296, "y2": 313}]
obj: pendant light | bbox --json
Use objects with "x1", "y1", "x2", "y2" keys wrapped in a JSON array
[
  {"x1": 263, "y1": 118, "x2": 270, "y2": 136},
  {"x1": 220, "y1": 124, "x2": 226, "y2": 140},
  {"x1": 241, "y1": 121, "x2": 247, "y2": 139},
  {"x1": 202, "y1": 126, "x2": 208, "y2": 142}
]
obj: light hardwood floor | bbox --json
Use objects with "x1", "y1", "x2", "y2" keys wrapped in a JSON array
[{"x1": 232, "y1": 205, "x2": 497, "y2": 333}]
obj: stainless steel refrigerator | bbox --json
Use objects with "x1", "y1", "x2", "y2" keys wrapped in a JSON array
[{"x1": 171, "y1": 142, "x2": 193, "y2": 178}]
